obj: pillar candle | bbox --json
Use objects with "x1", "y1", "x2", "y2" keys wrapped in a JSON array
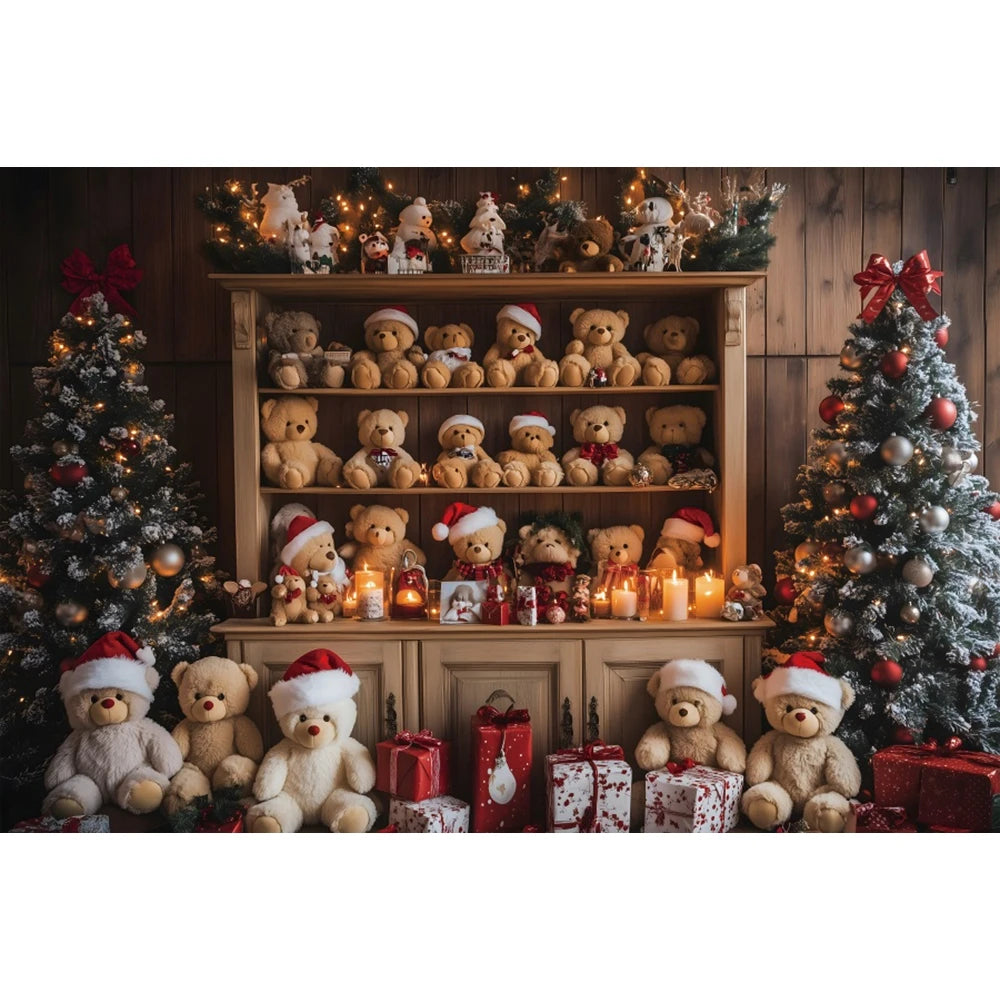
[
  {"x1": 355, "y1": 567, "x2": 385, "y2": 620},
  {"x1": 611, "y1": 585, "x2": 637, "y2": 619},
  {"x1": 662, "y1": 571, "x2": 689, "y2": 622},
  {"x1": 695, "y1": 573, "x2": 724, "y2": 619}
]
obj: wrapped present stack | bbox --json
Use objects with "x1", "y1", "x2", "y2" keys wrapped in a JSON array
[{"x1": 545, "y1": 741, "x2": 632, "y2": 833}]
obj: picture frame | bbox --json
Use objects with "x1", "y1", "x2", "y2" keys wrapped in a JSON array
[{"x1": 439, "y1": 580, "x2": 487, "y2": 624}]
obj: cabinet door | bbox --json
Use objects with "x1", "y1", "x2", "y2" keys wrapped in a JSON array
[
  {"x1": 584, "y1": 635, "x2": 747, "y2": 771},
  {"x1": 238, "y1": 638, "x2": 404, "y2": 757},
  {"x1": 420, "y1": 638, "x2": 583, "y2": 816}
]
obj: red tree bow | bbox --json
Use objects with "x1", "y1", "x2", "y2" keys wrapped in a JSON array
[
  {"x1": 853, "y1": 250, "x2": 942, "y2": 322},
  {"x1": 60, "y1": 244, "x2": 143, "y2": 317},
  {"x1": 393, "y1": 729, "x2": 442, "y2": 749}
]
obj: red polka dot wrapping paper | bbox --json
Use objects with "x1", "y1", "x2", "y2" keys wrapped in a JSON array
[
  {"x1": 470, "y1": 715, "x2": 532, "y2": 833},
  {"x1": 644, "y1": 765, "x2": 743, "y2": 833},
  {"x1": 375, "y1": 737, "x2": 452, "y2": 803},
  {"x1": 545, "y1": 749, "x2": 632, "y2": 833},
  {"x1": 10, "y1": 814, "x2": 111, "y2": 833},
  {"x1": 387, "y1": 795, "x2": 470, "y2": 832}
]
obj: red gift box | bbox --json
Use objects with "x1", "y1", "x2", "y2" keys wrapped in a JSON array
[
  {"x1": 195, "y1": 806, "x2": 245, "y2": 833},
  {"x1": 847, "y1": 802, "x2": 916, "y2": 833},
  {"x1": 482, "y1": 599, "x2": 510, "y2": 626},
  {"x1": 376, "y1": 730, "x2": 451, "y2": 803},
  {"x1": 471, "y1": 692, "x2": 532, "y2": 832}
]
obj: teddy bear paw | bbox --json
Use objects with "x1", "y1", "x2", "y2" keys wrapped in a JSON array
[
  {"x1": 334, "y1": 805, "x2": 371, "y2": 833},
  {"x1": 745, "y1": 798, "x2": 779, "y2": 830},
  {"x1": 274, "y1": 365, "x2": 304, "y2": 390},
  {"x1": 320, "y1": 364, "x2": 345, "y2": 389},
  {"x1": 501, "y1": 463, "x2": 530, "y2": 488},
  {"x1": 280, "y1": 468, "x2": 306, "y2": 490},
  {"x1": 392, "y1": 465, "x2": 418, "y2": 490},
  {"x1": 455, "y1": 365, "x2": 484, "y2": 389},
  {"x1": 421, "y1": 365, "x2": 450, "y2": 389},
  {"x1": 815, "y1": 807, "x2": 847, "y2": 833},
  {"x1": 50, "y1": 797, "x2": 85, "y2": 819},
  {"x1": 387, "y1": 368, "x2": 414, "y2": 390},
  {"x1": 485, "y1": 364, "x2": 515, "y2": 388},
  {"x1": 475, "y1": 465, "x2": 502, "y2": 489},
  {"x1": 641, "y1": 360, "x2": 671, "y2": 387},
  {"x1": 534, "y1": 363, "x2": 559, "y2": 388},
  {"x1": 603, "y1": 464, "x2": 632, "y2": 487},
  {"x1": 609, "y1": 363, "x2": 638, "y2": 387},
  {"x1": 251, "y1": 815, "x2": 282, "y2": 833},
  {"x1": 126, "y1": 779, "x2": 164, "y2": 814},
  {"x1": 534, "y1": 465, "x2": 563, "y2": 489},
  {"x1": 558, "y1": 361, "x2": 586, "y2": 387},
  {"x1": 565, "y1": 463, "x2": 596, "y2": 487},
  {"x1": 345, "y1": 467, "x2": 376, "y2": 490},
  {"x1": 436, "y1": 466, "x2": 467, "y2": 490}
]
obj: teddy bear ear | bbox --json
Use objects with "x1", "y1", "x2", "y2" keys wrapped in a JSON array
[
  {"x1": 839, "y1": 679, "x2": 856, "y2": 710},
  {"x1": 222, "y1": 580, "x2": 239, "y2": 595},
  {"x1": 630, "y1": 524, "x2": 645, "y2": 541},
  {"x1": 349, "y1": 504, "x2": 364, "y2": 521},
  {"x1": 305, "y1": 396, "x2": 319, "y2": 411},
  {"x1": 686, "y1": 317, "x2": 700, "y2": 335},
  {"x1": 171, "y1": 660, "x2": 190, "y2": 686},
  {"x1": 496, "y1": 517, "x2": 506, "y2": 533},
  {"x1": 357, "y1": 409, "x2": 372, "y2": 426},
  {"x1": 459, "y1": 323, "x2": 474, "y2": 342},
  {"x1": 425, "y1": 325, "x2": 439, "y2": 342},
  {"x1": 260, "y1": 399, "x2": 277, "y2": 421},
  {"x1": 646, "y1": 670, "x2": 662, "y2": 698},
  {"x1": 239, "y1": 662, "x2": 260, "y2": 691},
  {"x1": 569, "y1": 408, "x2": 581, "y2": 426},
  {"x1": 693, "y1": 408, "x2": 707, "y2": 429},
  {"x1": 146, "y1": 666, "x2": 161, "y2": 693},
  {"x1": 750, "y1": 563, "x2": 762, "y2": 576},
  {"x1": 397, "y1": 410, "x2": 409, "y2": 428},
  {"x1": 263, "y1": 312, "x2": 277, "y2": 333},
  {"x1": 613, "y1": 406, "x2": 626, "y2": 424},
  {"x1": 569, "y1": 307, "x2": 585, "y2": 324},
  {"x1": 751, "y1": 676, "x2": 766, "y2": 704},
  {"x1": 586, "y1": 528, "x2": 600, "y2": 544},
  {"x1": 394, "y1": 507, "x2": 409, "y2": 525},
  {"x1": 616, "y1": 309, "x2": 630, "y2": 327},
  {"x1": 645, "y1": 406, "x2": 658, "y2": 425},
  {"x1": 518, "y1": 524, "x2": 533, "y2": 540}
]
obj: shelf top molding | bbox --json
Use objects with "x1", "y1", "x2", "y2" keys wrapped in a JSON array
[
  {"x1": 257, "y1": 384, "x2": 720, "y2": 398},
  {"x1": 259, "y1": 484, "x2": 715, "y2": 496},
  {"x1": 211, "y1": 272, "x2": 766, "y2": 301}
]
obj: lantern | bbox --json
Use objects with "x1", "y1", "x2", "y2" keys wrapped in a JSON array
[{"x1": 391, "y1": 549, "x2": 428, "y2": 620}]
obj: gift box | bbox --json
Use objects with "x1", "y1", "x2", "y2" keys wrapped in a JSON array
[
  {"x1": 471, "y1": 692, "x2": 532, "y2": 832},
  {"x1": 846, "y1": 802, "x2": 916, "y2": 833},
  {"x1": 195, "y1": 806, "x2": 245, "y2": 833},
  {"x1": 388, "y1": 795, "x2": 470, "y2": 833},
  {"x1": 516, "y1": 586, "x2": 537, "y2": 626},
  {"x1": 644, "y1": 760, "x2": 743, "y2": 833},
  {"x1": 376, "y1": 824, "x2": 400, "y2": 833},
  {"x1": 546, "y1": 741, "x2": 631, "y2": 832},
  {"x1": 482, "y1": 599, "x2": 510, "y2": 626},
  {"x1": 11, "y1": 814, "x2": 110, "y2": 833},
  {"x1": 376, "y1": 729, "x2": 451, "y2": 802}
]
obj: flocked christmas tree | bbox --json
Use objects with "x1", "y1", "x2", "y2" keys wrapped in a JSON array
[
  {"x1": 769, "y1": 251, "x2": 1000, "y2": 770},
  {"x1": 0, "y1": 246, "x2": 220, "y2": 789}
]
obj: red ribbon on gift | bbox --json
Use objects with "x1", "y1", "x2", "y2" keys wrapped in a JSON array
[
  {"x1": 476, "y1": 704, "x2": 531, "y2": 726},
  {"x1": 853, "y1": 250, "x2": 943, "y2": 322},
  {"x1": 852, "y1": 802, "x2": 913, "y2": 833},
  {"x1": 393, "y1": 729, "x2": 442, "y2": 750},
  {"x1": 889, "y1": 736, "x2": 1000, "y2": 770},
  {"x1": 388, "y1": 730, "x2": 444, "y2": 797},
  {"x1": 61, "y1": 244, "x2": 143, "y2": 317},
  {"x1": 665, "y1": 757, "x2": 697, "y2": 775},
  {"x1": 550, "y1": 741, "x2": 626, "y2": 832}
]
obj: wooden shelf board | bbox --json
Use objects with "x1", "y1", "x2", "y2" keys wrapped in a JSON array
[
  {"x1": 258, "y1": 484, "x2": 713, "y2": 496},
  {"x1": 257, "y1": 384, "x2": 720, "y2": 397}
]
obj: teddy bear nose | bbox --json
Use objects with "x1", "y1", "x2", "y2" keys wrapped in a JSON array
[
  {"x1": 678, "y1": 707, "x2": 688, "y2": 717},
  {"x1": 795, "y1": 711, "x2": 807, "y2": 722},
  {"x1": 296, "y1": 424, "x2": 305, "y2": 433},
  {"x1": 326, "y1": 551, "x2": 335, "y2": 559},
  {"x1": 101, "y1": 698, "x2": 115, "y2": 709},
  {"x1": 308, "y1": 724, "x2": 321, "y2": 736},
  {"x1": 203, "y1": 700, "x2": 214, "y2": 711}
]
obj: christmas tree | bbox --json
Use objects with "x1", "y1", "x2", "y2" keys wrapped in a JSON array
[
  {"x1": 0, "y1": 246, "x2": 220, "y2": 792},
  {"x1": 769, "y1": 251, "x2": 1000, "y2": 769}
]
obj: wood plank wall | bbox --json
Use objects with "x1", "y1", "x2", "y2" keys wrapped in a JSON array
[{"x1": 2, "y1": 168, "x2": 998, "y2": 584}]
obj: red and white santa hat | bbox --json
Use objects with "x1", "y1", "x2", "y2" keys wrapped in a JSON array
[
  {"x1": 660, "y1": 507, "x2": 721, "y2": 548},
  {"x1": 365, "y1": 305, "x2": 418, "y2": 336},
  {"x1": 754, "y1": 651, "x2": 842, "y2": 709},
  {"x1": 269, "y1": 649, "x2": 359, "y2": 717},
  {"x1": 58, "y1": 630, "x2": 157, "y2": 702},
  {"x1": 280, "y1": 514, "x2": 334, "y2": 568},
  {"x1": 656, "y1": 658, "x2": 737, "y2": 715},
  {"x1": 496, "y1": 302, "x2": 542, "y2": 339},
  {"x1": 432, "y1": 502, "x2": 500, "y2": 544},
  {"x1": 274, "y1": 564, "x2": 301, "y2": 584},
  {"x1": 508, "y1": 411, "x2": 555, "y2": 436},
  {"x1": 438, "y1": 414, "x2": 484, "y2": 441}
]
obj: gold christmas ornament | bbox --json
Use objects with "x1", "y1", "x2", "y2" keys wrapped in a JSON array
[
  {"x1": 110, "y1": 486, "x2": 128, "y2": 502},
  {"x1": 108, "y1": 561, "x2": 147, "y2": 590},
  {"x1": 151, "y1": 543, "x2": 185, "y2": 577},
  {"x1": 55, "y1": 601, "x2": 88, "y2": 626},
  {"x1": 824, "y1": 609, "x2": 854, "y2": 637},
  {"x1": 52, "y1": 440, "x2": 71, "y2": 457}
]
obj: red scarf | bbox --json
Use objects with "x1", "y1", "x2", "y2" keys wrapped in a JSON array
[
  {"x1": 505, "y1": 345, "x2": 535, "y2": 359},
  {"x1": 579, "y1": 442, "x2": 619, "y2": 466},
  {"x1": 318, "y1": 593, "x2": 336, "y2": 605},
  {"x1": 455, "y1": 558, "x2": 506, "y2": 581},
  {"x1": 284, "y1": 587, "x2": 303, "y2": 601}
]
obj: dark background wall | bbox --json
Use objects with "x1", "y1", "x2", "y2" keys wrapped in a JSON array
[{"x1": 2, "y1": 167, "x2": 998, "y2": 579}]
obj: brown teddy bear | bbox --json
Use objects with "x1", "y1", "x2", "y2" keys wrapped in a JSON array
[
  {"x1": 433, "y1": 503, "x2": 511, "y2": 588},
  {"x1": 558, "y1": 218, "x2": 624, "y2": 272},
  {"x1": 272, "y1": 507, "x2": 349, "y2": 584},
  {"x1": 637, "y1": 315, "x2": 717, "y2": 387},
  {"x1": 637, "y1": 404, "x2": 714, "y2": 486},
  {"x1": 431, "y1": 415, "x2": 503, "y2": 490},
  {"x1": 646, "y1": 507, "x2": 720, "y2": 573},
  {"x1": 307, "y1": 571, "x2": 342, "y2": 622},
  {"x1": 341, "y1": 503, "x2": 426, "y2": 574},
  {"x1": 270, "y1": 565, "x2": 317, "y2": 626},
  {"x1": 342, "y1": 408, "x2": 422, "y2": 489},
  {"x1": 727, "y1": 564, "x2": 766, "y2": 620},
  {"x1": 163, "y1": 656, "x2": 264, "y2": 814},
  {"x1": 741, "y1": 652, "x2": 861, "y2": 832},
  {"x1": 496, "y1": 411, "x2": 564, "y2": 488},
  {"x1": 350, "y1": 306, "x2": 427, "y2": 389},
  {"x1": 260, "y1": 395, "x2": 342, "y2": 489},
  {"x1": 421, "y1": 323, "x2": 485, "y2": 389},
  {"x1": 264, "y1": 310, "x2": 347, "y2": 390},
  {"x1": 483, "y1": 303, "x2": 559, "y2": 387},
  {"x1": 558, "y1": 307, "x2": 642, "y2": 388},
  {"x1": 561, "y1": 405, "x2": 634, "y2": 486},
  {"x1": 587, "y1": 525, "x2": 644, "y2": 585},
  {"x1": 515, "y1": 512, "x2": 585, "y2": 622}
]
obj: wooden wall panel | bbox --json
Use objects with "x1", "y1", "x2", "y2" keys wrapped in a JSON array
[
  {"x1": 766, "y1": 167, "x2": 806, "y2": 355},
  {"x1": 902, "y1": 168, "x2": 944, "y2": 262},
  {"x1": 863, "y1": 168, "x2": 902, "y2": 263}
]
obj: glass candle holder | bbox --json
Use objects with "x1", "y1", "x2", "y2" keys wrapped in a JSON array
[
  {"x1": 354, "y1": 566, "x2": 385, "y2": 621},
  {"x1": 391, "y1": 549, "x2": 427, "y2": 619},
  {"x1": 607, "y1": 564, "x2": 639, "y2": 620},
  {"x1": 427, "y1": 580, "x2": 441, "y2": 622},
  {"x1": 590, "y1": 587, "x2": 611, "y2": 619},
  {"x1": 341, "y1": 580, "x2": 358, "y2": 618},
  {"x1": 637, "y1": 571, "x2": 653, "y2": 621},
  {"x1": 694, "y1": 572, "x2": 725, "y2": 619}
]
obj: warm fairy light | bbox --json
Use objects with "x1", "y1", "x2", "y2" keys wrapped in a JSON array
[
  {"x1": 94, "y1": 402, "x2": 105, "y2": 411},
  {"x1": 561, "y1": 175, "x2": 568, "y2": 181},
  {"x1": 387, "y1": 182, "x2": 394, "y2": 190}
]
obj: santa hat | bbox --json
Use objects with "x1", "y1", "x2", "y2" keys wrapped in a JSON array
[
  {"x1": 754, "y1": 651, "x2": 843, "y2": 709},
  {"x1": 268, "y1": 649, "x2": 359, "y2": 717},
  {"x1": 365, "y1": 305, "x2": 418, "y2": 336},
  {"x1": 59, "y1": 630, "x2": 157, "y2": 702},
  {"x1": 656, "y1": 658, "x2": 736, "y2": 715},
  {"x1": 280, "y1": 515, "x2": 334, "y2": 568},
  {"x1": 274, "y1": 564, "x2": 300, "y2": 584},
  {"x1": 432, "y1": 503, "x2": 500, "y2": 544},
  {"x1": 438, "y1": 414, "x2": 484, "y2": 442},
  {"x1": 660, "y1": 508, "x2": 720, "y2": 548},
  {"x1": 508, "y1": 411, "x2": 555, "y2": 436},
  {"x1": 496, "y1": 303, "x2": 541, "y2": 339}
]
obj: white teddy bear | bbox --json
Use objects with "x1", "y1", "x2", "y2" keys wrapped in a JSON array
[{"x1": 389, "y1": 196, "x2": 437, "y2": 272}]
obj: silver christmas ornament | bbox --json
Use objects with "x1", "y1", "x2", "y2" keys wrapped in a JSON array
[
  {"x1": 899, "y1": 603, "x2": 921, "y2": 624},
  {"x1": 825, "y1": 441, "x2": 848, "y2": 466},
  {"x1": 902, "y1": 557, "x2": 934, "y2": 588},
  {"x1": 794, "y1": 541, "x2": 819, "y2": 563},
  {"x1": 108, "y1": 561, "x2": 147, "y2": 590},
  {"x1": 825, "y1": 609, "x2": 854, "y2": 637},
  {"x1": 55, "y1": 601, "x2": 88, "y2": 626},
  {"x1": 52, "y1": 440, "x2": 71, "y2": 457},
  {"x1": 844, "y1": 544, "x2": 877, "y2": 574},
  {"x1": 881, "y1": 434, "x2": 914, "y2": 466},
  {"x1": 920, "y1": 506, "x2": 950, "y2": 534},
  {"x1": 822, "y1": 482, "x2": 848, "y2": 505},
  {"x1": 110, "y1": 486, "x2": 128, "y2": 502},
  {"x1": 839, "y1": 341, "x2": 864, "y2": 370},
  {"x1": 151, "y1": 543, "x2": 185, "y2": 577}
]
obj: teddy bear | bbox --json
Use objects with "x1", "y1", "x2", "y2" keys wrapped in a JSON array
[
  {"x1": 637, "y1": 405, "x2": 715, "y2": 486},
  {"x1": 431, "y1": 415, "x2": 503, "y2": 490},
  {"x1": 270, "y1": 565, "x2": 318, "y2": 626},
  {"x1": 350, "y1": 307, "x2": 427, "y2": 390},
  {"x1": 260, "y1": 395, "x2": 342, "y2": 489},
  {"x1": 342, "y1": 408, "x2": 422, "y2": 489},
  {"x1": 726, "y1": 564, "x2": 766, "y2": 621},
  {"x1": 483, "y1": 303, "x2": 559, "y2": 388},
  {"x1": 307, "y1": 571, "x2": 343, "y2": 622},
  {"x1": 587, "y1": 525, "x2": 645, "y2": 593},
  {"x1": 637, "y1": 316, "x2": 717, "y2": 387},
  {"x1": 247, "y1": 650, "x2": 378, "y2": 833},
  {"x1": 558, "y1": 307, "x2": 642, "y2": 388},
  {"x1": 421, "y1": 323, "x2": 485, "y2": 388},
  {"x1": 433, "y1": 503, "x2": 511, "y2": 589},
  {"x1": 271, "y1": 506, "x2": 349, "y2": 584},
  {"x1": 646, "y1": 508, "x2": 721, "y2": 573},
  {"x1": 388, "y1": 197, "x2": 437, "y2": 273},
  {"x1": 558, "y1": 218, "x2": 624, "y2": 272},
  {"x1": 264, "y1": 310, "x2": 347, "y2": 390},
  {"x1": 620, "y1": 196, "x2": 676, "y2": 271},
  {"x1": 514, "y1": 512, "x2": 585, "y2": 622},
  {"x1": 561, "y1": 405, "x2": 634, "y2": 486},
  {"x1": 42, "y1": 631, "x2": 183, "y2": 818},
  {"x1": 340, "y1": 503, "x2": 427, "y2": 574},
  {"x1": 359, "y1": 231, "x2": 390, "y2": 273},
  {"x1": 741, "y1": 651, "x2": 861, "y2": 832},
  {"x1": 496, "y1": 411, "x2": 564, "y2": 488},
  {"x1": 259, "y1": 181, "x2": 304, "y2": 244},
  {"x1": 163, "y1": 656, "x2": 264, "y2": 814}
]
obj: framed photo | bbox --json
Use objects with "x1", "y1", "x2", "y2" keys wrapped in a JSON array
[{"x1": 440, "y1": 580, "x2": 486, "y2": 624}]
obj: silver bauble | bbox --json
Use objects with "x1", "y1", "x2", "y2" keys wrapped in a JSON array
[
  {"x1": 920, "y1": 506, "x2": 950, "y2": 534},
  {"x1": 825, "y1": 441, "x2": 848, "y2": 466},
  {"x1": 822, "y1": 482, "x2": 848, "y2": 505},
  {"x1": 902, "y1": 557, "x2": 934, "y2": 588},
  {"x1": 151, "y1": 543, "x2": 185, "y2": 577},
  {"x1": 844, "y1": 545, "x2": 877, "y2": 574},
  {"x1": 108, "y1": 561, "x2": 147, "y2": 590},
  {"x1": 840, "y1": 341, "x2": 864, "y2": 370},
  {"x1": 881, "y1": 434, "x2": 914, "y2": 466},
  {"x1": 825, "y1": 609, "x2": 855, "y2": 637},
  {"x1": 55, "y1": 601, "x2": 88, "y2": 626},
  {"x1": 940, "y1": 446, "x2": 964, "y2": 473},
  {"x1": 899, "y1": 603, "x2": 921, "y2": 624},
  {"x1": 110, "y1": 486, "x2": 128, "y2": 502},
  {"x1": 52, "y1": 440, "x2": 71, "y2": 457}
]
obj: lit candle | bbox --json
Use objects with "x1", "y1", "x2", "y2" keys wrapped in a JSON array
[
  {"x1": 695, "y1": 572, "x2": 724, "y2": 619},
  {"x1": 591, "y1": 589, "x2": 611, "y2": 619},
  {"x1": 354, "y1": 565, "x2": 385, "y2": 621},
  {"x1": 611, "y1": 581, "x2": 637, "y2": 619},
  {"x1": 663, "y1": 570, "x2": 689, "y2": 621},
  {"x1": 428, "y1": 580, "x2": 441, "y2": 621},
  {"x1": 397, "y1": 588, "x2": 422, "y2": 605}
]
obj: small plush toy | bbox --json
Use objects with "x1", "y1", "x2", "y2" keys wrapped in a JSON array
[
  {"x1": 637, "y1": 316, "x2": 717, "y2": 387},
  {"x1": 350, "y1": 307, "x2": 427, "y2": 390},
  {"x1": 287, "y1": 219, "x2": 312, "y2": 271},
  {"x1": 534, "y1": 212, "x2": 573, "y2": 269},
  {"x1": 587, "y1": 525, "x2": 645, "y2": 586},
  {"x1": 558, "y1": 218, "x2": 623, "y2": 272},
  {"x1": 259, "y1": 181, "x2": 305, "y2": 244},
  {"x1": 359, "y1": 231, "x2": 390, "y2": 273},
  {"x1": 561, "y1": 405, "x2": 634, "y2": 486},
  {"x1": 307, "y1": 571, "x2": 343, "y2": 622},
  {"x1": 496, "y1": 411, "x2": 564, "y2": 488},
  {"x1": 460, "y1": 201, "x2": 507, "y2": 255},
  {"x1": 341, "y1": 503, "x2": 426, "y2": 574},
  {"x1": 637, "y1": 404, "x2": 715, "y2": 486},
  {"x1": 483, "y1": 303, "x2": 559, "y2": 388},
  {"x1": 727, "y1": 564, "x2": 766, "y2": 620},
  {"x1": 307, "y1": 217, "x2": 340, "y2": 273},
  {"x1": 260, "y1": 395, "x2": 342, "y2": 489},
  {"x1": 421, "y1": 323, "x2": 485, "y2": 389},
  {"x1": 741, "y1": 652, "x2": 861, "y2": 832},
  {"x1": 515, "y1": 512, "x2": 585, "y2": 622},
  {"x1": 558, "y1": 307, "x2": 642, "y2": 388},
  {"x1": 271, "y1": 565, "x2": 318, "y2": 626},
  {"x1": 620, "y1": 196, "x2": 676, "y2": 271},
  {"x1": 272, "y1": 507, "x2": 348, "y2": 583},
  {"x1": 264, "y1": 310, "x2": 347, "y2": 391},
  {"x1": 646, "y1": 508, "x2": 720, "y2": 573},
  {"x1": 342, "y1": 408, "x2": 422, "y2": 489},
  {"x1": 388, "y1": 197, "x2": 437, "y2": 273},
  {"x1": 571, "y1": 573, "x2": 592, "y2": 621},
  {"x1": 222, "y1": 578, "x2": 267, "y2": 617},
  {"x1": 247, "y1": 650, "x2": 378, "y2": 833},
  {"x1": 433, "y1": 503, "x2": 511, "y2": 588},
  {"x1": 163, "y1": 656, "x2": 264, "y2": 814},
  {"x1": 43, "y1": 631, "x2": 183, "y2": 818},
  {"x1": 432, "y1": 415, "x2": 503, "y2": 490}
]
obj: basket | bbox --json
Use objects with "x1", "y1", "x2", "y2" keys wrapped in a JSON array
[{"x1": 460, "y1": 253, "x2": 511, "y2": 274}]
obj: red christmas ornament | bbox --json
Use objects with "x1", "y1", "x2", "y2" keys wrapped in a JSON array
[
  {"x1": 926, "y1": 397, "x2": 957, "y2": 430},
  {"x1": 774, "y1": 577, "x2": 798, "y2": 605},
  {"x1": 934, "y1": 326, "x2": 949, "y2": 348},
  {"x1": 850, "y1": 495, "x2": 878, "y2": 520},
  {"x1": 969, "y1": 656, "x2": 988, "y2": 672},
  {"x1": 119, "y1": 438, "x2": 141, "y2": 458},
  {"x1": 49, "y1": 461, "x2": 88, "y2": 487},
  {"x1": 891, "y1": 726, "x2": 915, "y2": 745},
  {"x1": 871, "y1": 659, "x2": 903, "y2": 687},
  {"x1": 985, "y1": 501, "x2": 1000, "y2": 520},
  {"x1": 879, "y1": 350, "x2": 909, "y2": 379},
  {"x1": 819, "y1": 396, "x2": 845, "y2": 425},
  {"x1": 26, "y1": 565, "x2": 50, "y2": 588},
  {"x1": 993, "y1": 643, "x2": 1000, "y2": 659}
]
